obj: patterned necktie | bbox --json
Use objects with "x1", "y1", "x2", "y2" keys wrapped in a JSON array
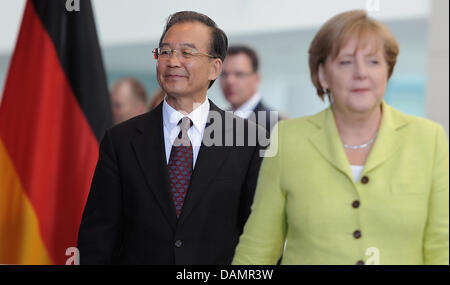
[{"x1": 168, "y1": 117, "x2": 193, "y2": 218}]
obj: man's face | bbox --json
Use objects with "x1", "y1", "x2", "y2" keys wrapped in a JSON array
[
  {"x1": 220, "y1": 53, "x2": 259, "y2": 109},
  {"x1": 111, "y1": 83, "x2": 146, "y2": 125},
  {"x1": 156, "y1": 22, "x2": 220, "y2": 100}
]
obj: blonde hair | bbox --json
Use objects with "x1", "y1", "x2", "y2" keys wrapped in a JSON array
[{"x1": 308, "y1": 10, "x2": 399, "y2": 100}]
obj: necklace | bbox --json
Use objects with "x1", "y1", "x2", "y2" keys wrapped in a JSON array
[{"x1": 343, "y1": 135, "x2": 377, "y2": 150}]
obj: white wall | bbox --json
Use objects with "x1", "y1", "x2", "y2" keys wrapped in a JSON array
[
  {"x1": 0, "y1": 0, "x2": 434, "y2": 107},
  {"x1": 0, "y1": 0, "x2": 430, "y2": 53},
  {"x1": 426, "y1": 0, "x2": 449, "y2": 134},
  {"x1": 0, "y1": 0, "x2": 26, "y2": 54},
  {"x1": 90, "y1": 0, "x2": 430, "y2": 46}
]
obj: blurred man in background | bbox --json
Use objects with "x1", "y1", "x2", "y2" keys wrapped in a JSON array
[
  {"x1": 148, "y1": 87, "x2": 166, "y2": 111},
  {"x1": 220, "y1": 45, "x2": 281, "y2": 132},
  {"x1": 110, "y1": 77, "x2": 148, "y2": 124}
]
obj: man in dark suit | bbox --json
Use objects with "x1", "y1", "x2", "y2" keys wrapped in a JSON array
[
  {"x1": 220, "y1": 45, "x2": 283, "y2": 133},
  {"x1": 77, "y1": 11, "x2": 266, "y2": 265}
]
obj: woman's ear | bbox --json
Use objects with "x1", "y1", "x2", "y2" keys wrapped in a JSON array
[
  {"x1": 208, "y1": 58, "x2": 222, "y2": 81},
  {"x1": 318, "y1": 63, "x2": 329, "y2": 90}
]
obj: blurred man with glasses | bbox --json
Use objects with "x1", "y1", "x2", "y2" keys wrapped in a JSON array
[
  {"x1": 78, "y1": 11, "x2": 266, "y2": 265},
  {"x1": 221, "y1": 45, "x2": 282, "y2": 133}
]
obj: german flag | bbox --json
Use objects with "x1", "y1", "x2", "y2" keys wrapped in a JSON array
[{"x1": 0, "y1": 0, "x2": 112, "y2": 264}]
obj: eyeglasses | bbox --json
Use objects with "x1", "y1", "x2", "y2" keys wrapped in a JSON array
[
  {"x1": 152, "y1": 47, "x2": 217, "y2": 60},
  {"x1": 221, "y1": 71, "x2": 255, "y2": 79}
]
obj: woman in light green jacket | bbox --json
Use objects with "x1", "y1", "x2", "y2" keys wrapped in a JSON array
[{"x1": 232, "y1": 10, "x2": 449, "y2": 265}]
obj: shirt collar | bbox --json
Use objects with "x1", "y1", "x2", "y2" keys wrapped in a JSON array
[
  {"x1": 162, "y1": 97, "x2": 210, "y2": 133},
  {"x1": 234, "y1": 92, "x2": 261, "y2": 119}
]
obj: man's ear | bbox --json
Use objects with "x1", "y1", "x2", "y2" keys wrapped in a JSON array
[
  {"x1": 208, "y1": 58, "x2": 222, "y2": 81},
  {"x1": 318, "y1": 63, "x2": 329, "y2": 90},
  {"x1": 255, "y1": 72, "x2": 261, "y2": 85}
]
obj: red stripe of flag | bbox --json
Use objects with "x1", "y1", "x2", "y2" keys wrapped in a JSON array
[{"x1": 0, "y1": 0, "x2": 111, "y2": 264}]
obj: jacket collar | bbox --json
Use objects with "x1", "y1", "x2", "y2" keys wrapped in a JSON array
[
  {"x1": 308, "y1": 100, "x2": 409, "y2": 182},
  {"x1": 132, "y1": 103, "x2": 178, "y2": 229}
]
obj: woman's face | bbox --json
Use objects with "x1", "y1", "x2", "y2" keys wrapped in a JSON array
[{"x1": 319, "y1": 36, "x2": 389, "y2": 115}]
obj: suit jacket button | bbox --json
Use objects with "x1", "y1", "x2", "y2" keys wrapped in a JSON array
[
  {"x1": 356, "y1": 260, "x2": 365, "y2": 265},
  {"x1": 352, "y1": 200, "x2": 361, "y2": 208},
  {"x1": 361, "y1": 176, "x2": 369, "y2": 184},
  {"x1": 353, "y1": 230, "x2": 362, "y2": 239},
  {"x1": 175, "y1": 240, "x2": 183, "y2": 248}
]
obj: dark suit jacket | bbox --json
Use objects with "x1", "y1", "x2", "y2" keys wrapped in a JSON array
[
  {"x1": 77, "y1": 100, "x2": 265, "y2": 265},
  {"x1": 250, "y1": 100, "x2": 281, "y2": 134}
]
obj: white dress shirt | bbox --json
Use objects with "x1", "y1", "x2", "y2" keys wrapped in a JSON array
[
  {"x1": 350, "y1": 165, "x2": 364, "y2": 183},
  {"x1": 162, "y1": 98, "x2": 210, "y2": 168},
  {"x1": 233, "y1": 92, "x2": 261, "y2": 119}
]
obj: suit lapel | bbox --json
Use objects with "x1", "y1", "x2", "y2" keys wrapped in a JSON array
[
  {"x1": 363, "y1": 101, "x2": 407, "y2": 173},
  {"x1": 309, "y1": 108, "x2": 353, "y2": 181},
  {"x1": 178, "y1": 100, "x2": 232, "y2": 226},
  {"x1": 254, "y1": 101, "x2": 268, "y2": 113},
  {"x1": 131, "y1": 104, "x2": 178, "y2": 230}
]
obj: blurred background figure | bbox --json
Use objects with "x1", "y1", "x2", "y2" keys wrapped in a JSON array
[
  {"x1": 220, "y1": 45, "x2": 281, "y2": 132},
  {"x1": 110, "y1": 77, "x2": 148, "y2": 124},
  {"x1": 148, "y1": 87, "x2": 166, "y2": 111}
]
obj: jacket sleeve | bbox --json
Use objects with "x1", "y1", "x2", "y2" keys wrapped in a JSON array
[
  {"x1": 237, "y1": 124, "x2": 267, "y2": 234},
  {"x1": 233, "y1": 122, "x2": 287, "y2": 265},
  {"x1": 77, "y1": 129, "x2": 124, "y2": 264},
  {"x1": 424, "y1": 124, "x2": 449, "y2": 265}
]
